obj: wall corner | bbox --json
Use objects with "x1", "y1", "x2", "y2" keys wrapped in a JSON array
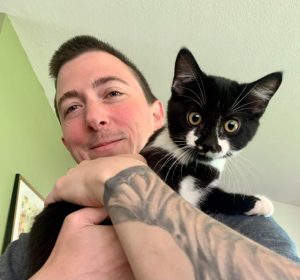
[{"x1": 0, "y1": 13, "x2": 6, "y2": 33}]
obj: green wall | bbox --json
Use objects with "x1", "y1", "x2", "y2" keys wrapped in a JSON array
[{"x1": 0, "y1": 14, "x2": 75, "y2": 247}]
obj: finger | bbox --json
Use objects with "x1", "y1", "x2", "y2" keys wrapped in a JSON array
[
  {"x1": 44, "y1": 190, "x2": 61, "y2": 206},
  {"x1": 45, "y1": 175, "x2": 68, "y2": 206},
  {"x1": 44, "y1": 194, "x2": 54, "y2": 207}
]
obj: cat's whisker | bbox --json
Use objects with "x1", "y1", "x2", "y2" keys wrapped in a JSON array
[
  {"x1": 221, "y1": 157, "x2": 241, "y2": 193},
  {"x1": 153, "y1": 145, "x2": 190, "y2": 177},
  {"x1": 198, "y1": 74, "x2": 206, "y2": 105},
  {"x1": 176, "y1": 85, "x2": 204, "y2": 108},
  {"x1": 229, "y1": 85, "x2": 248, "y2": 112},
  {"x1": 235, "y1": 153, "x2": 263, "y2": 191},
  {"x1": 230, "y1": 82, "x2": 259, "y2": 113},
  {"x1": 165, "y1": 147, "x2": 189, "y2": 180},
  {"x1": 164, "y1": 147, "x2": 192, "y2": 182},
  {"x1": 153, "y1": 151, "x2": 177, "y2": 173},
  {"x1": 170, "y1": 148, "x2": 192, "y2": 183},
  {"x1": 224, "y1": 153, "x2": 261, "y2": 195},
  {"x1": 230, "y1": 100, "x2": 258, "y2": 115}
]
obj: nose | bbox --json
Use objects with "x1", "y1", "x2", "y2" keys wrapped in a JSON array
[
  {"x1": 196, "y1": 132, "x2": 222, "y2": 154},
  {"x1": 85, "y1": 101, "x2": 109, "y2": 131},
  {"x1": 201, "y1": 143, "x2": 222, "y2": 153}
]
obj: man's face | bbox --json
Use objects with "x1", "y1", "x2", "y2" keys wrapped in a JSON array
[{"x1": 56, "y1": 51, "x2": 164, "y2": 163}]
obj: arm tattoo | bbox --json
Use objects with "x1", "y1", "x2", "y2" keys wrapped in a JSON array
[{"x1": 104, "y1": 166, "x2": 300, "y2": 280}]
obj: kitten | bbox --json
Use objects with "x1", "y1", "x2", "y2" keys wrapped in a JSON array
[
  {"x1": 142, "y1": 48, "x2": 282, "y2": 216},
  {"x1": 27, "y1": 48, "x2": 282, "y2": 277}
]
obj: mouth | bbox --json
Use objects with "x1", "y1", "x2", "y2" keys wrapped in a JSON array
[
  {"x1": 90, "y1": 138, "x2": 125, "y2": 150},
  {"x1": 196, "y1": 149, "x2": 226, "y2": 161},
  {"x1": 88, "y1": 137, "x2": 127, "y2": 157}
]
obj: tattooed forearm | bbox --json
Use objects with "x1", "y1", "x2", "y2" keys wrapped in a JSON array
[{"x1": 104, "y1": 166, "x2": 300, "y2": 280}]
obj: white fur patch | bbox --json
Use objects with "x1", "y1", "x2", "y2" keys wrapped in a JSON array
[
  {"x1": 179, "y1": 176, "x2": 206, "y2": 207},
  {"x1": 147, "y1": 127, "x2": 189, "y2": 165},
  {"x1": 245, "y1": 195, "x2": 274, "y2": 217},
  {"x1": 186, "y1": 129, "x2": 197, "y2": 147}
]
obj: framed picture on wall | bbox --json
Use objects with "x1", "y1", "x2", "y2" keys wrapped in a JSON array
[{"x1": 2, "y1": 174, "x2": 44, "y2": 253}]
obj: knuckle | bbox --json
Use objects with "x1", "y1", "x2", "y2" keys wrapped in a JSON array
[
  {"x1": 54, "y1": 177, "x2": 64, "y2": 192},
  {"x1": 64, "y1": 210, "x2": 82, "y2": 227},
  {"x1": 66, "y1": 167, "x2": 75, "y2": 175}
]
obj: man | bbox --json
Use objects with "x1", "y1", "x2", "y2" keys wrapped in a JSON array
[{"x1": 1, "y1": 35, "x2": 300, "y2": 280}]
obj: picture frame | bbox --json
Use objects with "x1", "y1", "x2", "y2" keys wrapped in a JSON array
[{"x1": 2, "y1": 174, "x2": 44, "y2": 253}]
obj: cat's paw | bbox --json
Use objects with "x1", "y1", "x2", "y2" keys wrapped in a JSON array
[{"x1": 245, "y1": 195, "x2": 274, "y2": 217}]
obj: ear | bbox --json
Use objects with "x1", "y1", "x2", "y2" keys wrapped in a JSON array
[
  {"x1": 151, "y1": 100, "x2": 165, "y2": 130},
  {"x1": 245, "y1": 72, "x2": 283, "y2": 115},
  {"x1": 172, "y1": 48, "x2": 205, "y2": 96}
]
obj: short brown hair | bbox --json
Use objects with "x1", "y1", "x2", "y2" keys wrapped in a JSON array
[{"x1": 50, "y1": 35, "x2": 157, "y2": 120}]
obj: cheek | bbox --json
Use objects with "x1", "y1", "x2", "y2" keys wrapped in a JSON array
[
  {"x1": 113, "y1": 102, "x2": 150, "y2": 127},
  {"x1": 116, "y1": 105, "x2": 134, "y2": 119},
  {"x1": 113, "y1": 102, "x2": 154, "y2": 145},
  {"x1": 62, "y1": 122, "x2": 85, "y2": 146}
]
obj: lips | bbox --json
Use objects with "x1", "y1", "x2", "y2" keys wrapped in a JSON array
[
  {"x1": 87, "y1": 131, "x2": 128, "y2": 157},
  {"x1": 89, "y1": 138, "x2": 124, "y2": 150}
]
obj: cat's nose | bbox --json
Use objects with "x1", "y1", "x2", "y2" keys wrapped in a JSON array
[
  {"x1": 195, "y1": 132, "x2": 222, "y2": 154},
  {"x1": 199, "y1": 144, "x2": 222, "y2": 153}
]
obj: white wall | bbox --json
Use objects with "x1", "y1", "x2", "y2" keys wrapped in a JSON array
[{"x1": 272, "y1": 201, "x2": 300, "y2": 256}]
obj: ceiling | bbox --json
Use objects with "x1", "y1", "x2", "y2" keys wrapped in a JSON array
[{"x1": 1, "y1": 0, "x2": 299, "y2": 206}]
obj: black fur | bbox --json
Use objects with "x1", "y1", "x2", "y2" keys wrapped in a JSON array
[{"x1": 27, "y1": 48, "x2": 282, "y2": 277}]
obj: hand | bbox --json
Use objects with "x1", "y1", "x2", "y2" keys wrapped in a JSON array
[
  {"x1": 45, "y1": 154, "x2": 147, "y2": 207},
  {"x1": 30, "y1": 207, "x2": 135, "y2": 280}
]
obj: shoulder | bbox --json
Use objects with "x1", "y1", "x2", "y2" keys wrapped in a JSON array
[
  {"x1": 212, "y1": 213, "x2": 300, "y2": 263},
  {"x1": 0, "y1": 233, "x2": 29, "y2": 280}
]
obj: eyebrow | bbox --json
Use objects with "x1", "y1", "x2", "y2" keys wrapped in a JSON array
[
  {"x1": 57, "y1": 76, "x2": 129, "y2": 113},
  {"x1": 91, "y1": 76, "x2": 128, "y2": 88}
]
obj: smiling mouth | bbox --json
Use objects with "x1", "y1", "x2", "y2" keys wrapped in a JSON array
[{"x1": 89, "y1": 138, "x2": 125, "y2": 150}]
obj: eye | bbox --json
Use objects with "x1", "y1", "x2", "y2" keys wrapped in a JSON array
[
  {"x1": 107, "y1": 91, "x2": 122, "y2": 98},
  {"x1": 187, "y1": 112, "x2": 202, "y2": 126},
  {"x1": 224, "y1": 119, "x2": 240, "y2": 134},
  {"x1": 64, "y1": 104, "x2": 82, "y2": 117}
]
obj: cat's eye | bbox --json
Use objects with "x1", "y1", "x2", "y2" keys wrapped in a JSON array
[
  {"x1": 187, "y1": 112, "x2": 202, "y2": 126},
  {"x1": 224, "y1": 119, "x2": 240, "y2": 134}
]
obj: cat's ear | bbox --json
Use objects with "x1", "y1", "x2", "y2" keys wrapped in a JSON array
[
  {"x1": 172, "y1": 48, "x2": 205, "y2": 96},
  {"x1": 244, "y1": 72, "x2": 282, "y2": 115}
]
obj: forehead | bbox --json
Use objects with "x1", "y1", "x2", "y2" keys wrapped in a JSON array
[{"x1": 56, "y1": 51, "x2": 140, "y2": 99}]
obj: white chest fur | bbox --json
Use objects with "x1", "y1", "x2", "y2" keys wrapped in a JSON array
[{"x1": 179, "y1": 176, "x2": 212, "y2": 207}]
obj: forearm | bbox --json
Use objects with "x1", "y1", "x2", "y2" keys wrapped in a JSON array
[
  {"x1": 104, "y1": 166, "x2": 300, "y2": 280},
  {"x1": 114, "y1": 222, "x2": 194, "y2": 279}
]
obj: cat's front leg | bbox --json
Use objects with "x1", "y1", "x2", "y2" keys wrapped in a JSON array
[{"x1": 201, "y1": 188, "x2": 274, "y2": 217}]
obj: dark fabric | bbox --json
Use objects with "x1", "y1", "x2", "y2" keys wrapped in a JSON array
[
  {"x1": 213, "y1": 213, "x2": 300, "y2": 263},
  {"x1": 0, "y1": 233, "x2": 29, "y2": 280}
]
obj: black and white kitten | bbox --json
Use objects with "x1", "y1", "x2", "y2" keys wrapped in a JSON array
[
  {"x1": 27, "y1": 48, "x2": 282, "y2": 277},
  {"x1": 142, "y1": 48, "x2": 282, "y2": 216}
]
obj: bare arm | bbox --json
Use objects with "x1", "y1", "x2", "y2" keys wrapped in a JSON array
[{"x1": 104, "y1": 165, "x2": 300, "y2": 280}]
